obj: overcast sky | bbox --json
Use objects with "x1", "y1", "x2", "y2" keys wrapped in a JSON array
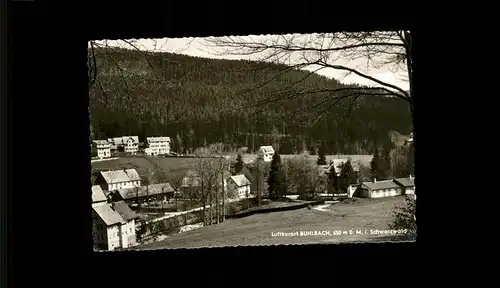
[{"x1": 96, "y1": 35, "x2": 409, "y2": 91}]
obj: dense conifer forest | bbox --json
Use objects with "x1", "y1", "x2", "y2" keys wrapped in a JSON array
[{"x1": 89, "y1": 47, "x2": 412, "y2": 154}]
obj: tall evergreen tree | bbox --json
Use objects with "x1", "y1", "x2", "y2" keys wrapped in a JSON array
[
  {"x1": 370, "y1": 149, "x2": 381, "y2": 181},
  {"x1": 338, "y1": 161, "x2": 357, "y2": 194},
  {"x1": 317, "y1": 141, "x2": 327, "y2": 165},
  {"x1": 234, "y1": 153, "x2": 244, "y2": 174},
  {"x1": 380, "y1": 143, "x2": 392, "y2": 180},
  {"x1": 327, "y1": 164, "x2": 339, "y2": 194},
  {"x1": 406, "y1": 142, "x2": 414, "y2": 176},
  {"x1": 267, "y1": 153, "x2": 284, "y2": 200}
]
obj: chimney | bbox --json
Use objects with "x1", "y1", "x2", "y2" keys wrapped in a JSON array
[
  {"x1": 373, "y1": 178, "x2": 377, "y2": 183},
  {"x1": 110, "y1": 201, "x2": 115, "y2": 210},
  {"x1": 409, "y1": 175, "x2": 413, "y2": 180}
]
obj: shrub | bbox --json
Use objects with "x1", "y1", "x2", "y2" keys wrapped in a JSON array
[{"x1": 388, "y1": 196, "x2": 417, "y2": 234}]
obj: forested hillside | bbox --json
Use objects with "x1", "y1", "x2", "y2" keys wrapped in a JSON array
[{"x1": 89, "y1": 47, "x2": 412, "y2": 154}]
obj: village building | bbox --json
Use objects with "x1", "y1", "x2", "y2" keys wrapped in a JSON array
[
  {"x1": 358, "y1": 179, "x2": 403, "y2": 198},
  {"x1": 111, "y1": 183, "x2": 175, "y2": 204},
  {"x1": 355, "y1": 176, "x2": 416, "y2": 199},
  {"x1": 258, "y1": 146, "x2": 275, "y2": 162},
  {"x1": 393, "y1": 176, "x2": 415, "y2": 195},
  {"x1": 92, "y1": 185, "x2": 108, "y2": 207},
  {"x1": 92, "y1": 140, "x2": 112, "y2": 159},
  {"x1": 95, "y1": 169, "x2": 141, "y2": 191},
  {"x1": 92, "y1": 200, "x2": 139, "y2": 251},
  {"x1": 108, "y1": 136, "x2": 140, "y2": 154},
  {"x1": 227, "y1": 174, "x2": 251, "y2": 199},
  {"x1": 145, "y1": 136, "x2": 171, "y2": 156},
  {"x1": 123, "y1": 136, "x2": 139, "y2": 154}
]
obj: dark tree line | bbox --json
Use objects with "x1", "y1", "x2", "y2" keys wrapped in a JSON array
[{"x1": 89, "y1": 47, "x2": 412, "y2": 154}]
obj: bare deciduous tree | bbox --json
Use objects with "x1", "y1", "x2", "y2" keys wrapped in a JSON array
[{"x1": 202, "y1": 31, "x2": 415, "y2": 168}]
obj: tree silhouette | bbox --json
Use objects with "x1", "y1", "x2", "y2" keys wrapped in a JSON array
[
  {"x1": 234, "y1": 153, "x2": 244, "y2": 174},
  {"x1": 317, "y1": 141, "x2": 327, "y2": 165},
  {"x1": 267, "y1": 153, "x2": 284, "y2": 200}
]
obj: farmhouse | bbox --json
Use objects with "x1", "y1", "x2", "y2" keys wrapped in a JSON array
[
  {"x1": 112, "y1": 182, "x2": 175, "y2": 204},
  {"x1": 227, "y1": 174, "x2": 251, "y2": 199},
  {"x1": 145, "y1": 136, "x2": 171, "y2": 156},
  {"x1": 91, "y1": 185, "x2": 108, "y2": 207},
  {"x1": 95, "y1": 169, "x2": 141, "y2": 191},
  {"x1": 92, "y1": 200, "x2": 139, "y2": 251},
  {"x1": 393, "y1": 176, "x2": 415, "y2": 195},
  {"x1": 258, "y1": 146, "x2": 275, "y2": 162}
]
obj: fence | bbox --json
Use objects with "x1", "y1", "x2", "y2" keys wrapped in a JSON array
[
  {"x1": 226, "y1": 200, "x2": 324, "y2": 219},
  {"x1": 137, "y1": 210, "x2": 203, "y2": 242}
]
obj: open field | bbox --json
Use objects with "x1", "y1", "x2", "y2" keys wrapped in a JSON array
[
  {"x1": 91, "y1": 154, "x2": 373, "y2": 174},
  {"x1": 133, "y1": 195, "x2": 412, "y2": 250},
  {"x1": 91, "y1": 156, "x2": 196, "y2": 171}
]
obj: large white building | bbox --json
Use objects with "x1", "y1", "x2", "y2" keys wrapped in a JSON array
[
  {"x1": 258, "y1": 146, "x2": 275, "y2": 162},
  {"x1": 92, "y1": 140, "x2": 112, "y2": 159},
  {"x1": 227, "y1": 174, "x2": 251, "y2": 199},
  {"x1": 145, "y1": 136, "x2": 171, "y2": 156},
  {"x1": 92, "y1": 201, "x2": 139, "y2": 251},
  {"x1": 95, "y1": 169, "x2": 141, "y2": 191},
  {"x1": 108, "y1": 136, "x2": 139, "y2": 154}
]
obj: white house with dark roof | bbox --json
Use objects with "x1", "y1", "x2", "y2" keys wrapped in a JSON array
[
  {"x1": 95, "y1": 169, "x2": 141, "y2": 191},
  {"x1": 393, "y1": 176, "x2": 415, "y2": 195},
  {"x1": 258, "y1": 146, "x2": 275, "y2": 162},
  {"x1": 92, "y1": 200, "x2": 139, "y2": 251},
  {"x1": 356, "y1": 176, "x2": 416, "y2": 199},
  {"x1": 358, "y1": 179, "x2": 402, "y2": 198},
  {"x1": 227, "y1": 174, "x2": 251, "y2": 199},
  {"x1": 145, "y1": 136, "x2": 171, "y2": 156},
  {"x1": 92, "y1": 140, "x2": 112, "y2": 159},
  {"x1": 91, "y1": 185, "x2": 108, "y2": 207}
]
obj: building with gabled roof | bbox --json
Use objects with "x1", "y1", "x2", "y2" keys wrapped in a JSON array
[
  {"x1": 92, "y1": 200, "x2": 139, "y2": 251},
  {"x1": 356, "y1": 176, "x2": 416, "y2": 199},
  {"x1": 258, "y1": 145, "x2": 275, "y2": 162},
  {"x1": 95, "y1": 169, "x2": 141, "y2": 191},
  {"x1": 227, "y1": 174, "x2": 251, "y2": 199},
  {"x1": 108, "y1": 136, "x2": 140, "y2": 154},
  {"x1": 92, "y1": 185, "x2": 108, "y2": 207},
  {"x1": 393, "y1": 176, "x2": 415, "y2": 195},
  {"x1": 112, "y1": 183, "x2": 175, "y2": 204},
  {"x1": 122, "y1": 136, "x2": 139, "y2": 154}
]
